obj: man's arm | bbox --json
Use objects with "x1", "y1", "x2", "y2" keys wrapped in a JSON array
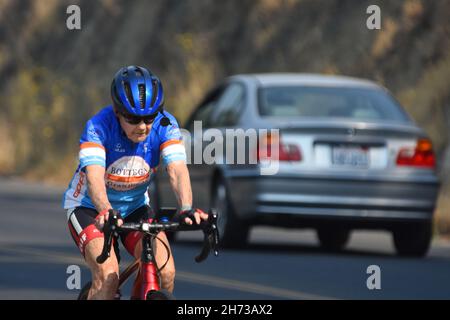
[
  {"x1": 166, "y1": 160, "x2": 207, "y2": 225},
  {"x1": 86, "y1": 165, "x2": 111, "y2": 212},
  {"x1": 85, "y1": 164, "x2": 120, "y2": 227},
  {"x1": 166, "y1": 160, "x2": 192, "y2": 210}
]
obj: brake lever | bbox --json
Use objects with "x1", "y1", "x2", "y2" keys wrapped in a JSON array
[
  {"x1": 96, "y1": 210, "x2": 119, "y2": 264},
  {"x1": 194, "y1": 209, "x2": 219, "y2": 263},
  {"x1": 209, "y1": 209, "x2": 219, "y2": 257}
]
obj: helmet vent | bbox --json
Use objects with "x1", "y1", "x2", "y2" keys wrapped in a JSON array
[
  {"x1": 135, "y1": 69, "x2": 143, "y2": 77},
  {"x1": 150, "y1": 79, "x2": 158, "y2": 109},
  {"x1": 138, "y1": 84, "x2": 145, "y2": 109},
  {"x1": 124, "y1": 82, "x2": 135, "y2": 108}
]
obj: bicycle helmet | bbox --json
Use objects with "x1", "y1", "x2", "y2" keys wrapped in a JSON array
[{"x1": 111, "y1": 65, "x2": 164, "y2": 117}]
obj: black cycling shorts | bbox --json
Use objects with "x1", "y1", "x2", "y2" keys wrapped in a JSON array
[{"x1": 67, "y1": 205, "x2": 155, "y2": 259}]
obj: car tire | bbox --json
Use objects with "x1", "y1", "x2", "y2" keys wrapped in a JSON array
[
  {"x1": 316, "y1": 226, "x2": 351, "y2": 252},
  {"x1": 213, "y1": 178, "x2": 249, "y2": 249},
  {"x1": 393, "y1": 221, "x2": 432, "y2": 257}
]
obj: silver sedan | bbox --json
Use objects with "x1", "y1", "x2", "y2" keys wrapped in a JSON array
[{"x1": 152, "y1": 73, "x2": 440, "y2": 257}]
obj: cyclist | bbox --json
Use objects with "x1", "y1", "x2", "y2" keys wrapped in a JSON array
[{"x1": 63, "y1": 65, "x2": 208, "y2": 300}]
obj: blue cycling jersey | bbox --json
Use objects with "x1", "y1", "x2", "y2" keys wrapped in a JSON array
[{"x1": 62, "y1": 106, "x2": 186, "y2": 217}]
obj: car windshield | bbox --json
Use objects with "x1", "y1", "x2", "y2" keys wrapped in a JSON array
[{"x1": 258, "y1": 86, "x2": 411, "y2": 122}]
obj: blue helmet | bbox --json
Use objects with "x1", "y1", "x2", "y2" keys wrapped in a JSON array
[{"x1": 111, "y1": 65, "x2": 164, "y2": 116}]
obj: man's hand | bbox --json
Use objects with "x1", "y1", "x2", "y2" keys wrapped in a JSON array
[
  {"x1": 178, "y1": 208, "x2": 208, "y2": 225},
  {"x1": 95, "y1": 209, "x2": 123, "y2": 231}
]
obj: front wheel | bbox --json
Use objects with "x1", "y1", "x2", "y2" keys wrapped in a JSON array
[
  {"x1": 146, "y1": 289, "x2": 175, "y2": 300},
  {"x1": 77, "y1": 281, "x2": 122, "y2": 300}
]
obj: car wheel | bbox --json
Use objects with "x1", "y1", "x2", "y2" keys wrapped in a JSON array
[
  {"x1": 213, "y1": 178, "x2": 249, "y2": 248},
  {"x1": 316, "y1": 226, "x2": 351, "y2": 252},
  {"x1": 393, "y1": 221, "x2": 432, "y2": 257}
]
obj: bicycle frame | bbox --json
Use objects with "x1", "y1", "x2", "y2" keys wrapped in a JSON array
[{"x1": 117, "y1": 233, "x2": 161, "y2": 300}]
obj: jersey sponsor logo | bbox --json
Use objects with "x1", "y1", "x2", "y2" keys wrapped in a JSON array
[
  {"x1": 73, "y1": 171, "x2": 85, "y2": 198},
  {"x1": 105, "y1": 156, "x2": 152, "y2": 191},
  {"x1": 114, "y1": 143, "x2": 126, "y2": 152}
]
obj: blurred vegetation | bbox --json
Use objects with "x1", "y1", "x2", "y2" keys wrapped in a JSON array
[{"x1": 0, "y1": 0, "x2": 449, "y2": 232}]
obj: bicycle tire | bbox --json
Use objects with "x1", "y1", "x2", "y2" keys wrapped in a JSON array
[
  {"x1": 77, "y1": 281, "x2": 122, "y2": 300},
  {"x1": 145, "y1": 289, "x2": 175, "y2": 300}
]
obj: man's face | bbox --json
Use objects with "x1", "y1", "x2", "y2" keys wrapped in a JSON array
[{"x1": 116, "y1": 111, "x2": 155, "y2": 143}]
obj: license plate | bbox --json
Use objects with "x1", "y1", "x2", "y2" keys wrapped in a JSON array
[{"x1": 332, "y1": 146, "x2": 369, "y2": 168}]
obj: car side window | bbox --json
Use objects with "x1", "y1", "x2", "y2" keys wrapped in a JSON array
[
  {"x1": 210, "y1": 83, "x2": 245, "y2": 127},
  {"x1": 193, "y1": 101, "x2": 215, "y2": 127}
]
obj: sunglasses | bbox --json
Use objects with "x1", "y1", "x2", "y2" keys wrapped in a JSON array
[{"x1": 120, "y1": 112, "x2": 157, "y2": 125}]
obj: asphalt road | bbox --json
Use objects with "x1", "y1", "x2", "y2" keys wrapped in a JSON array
[{"x1": 0, "y1": 178, "x2": 449, "y2": 300}]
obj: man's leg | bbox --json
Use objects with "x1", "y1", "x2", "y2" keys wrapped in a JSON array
[
  {"x1": 84, "y1": 237, "x2": 120, "y2": 300},
  {"x1": 67, "y1": 207, "x2": 120, "y2": 300}
]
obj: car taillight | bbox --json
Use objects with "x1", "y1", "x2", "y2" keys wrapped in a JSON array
[
  {"x1": 257, "y1": 133, "x2": 302, "y2": 162},
  {"x1": 396, "y1": 138, "x2": 435, "y2": 168}
]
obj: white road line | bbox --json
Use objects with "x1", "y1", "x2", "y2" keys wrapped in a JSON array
[
  {"x1": 0, "y1": 246, "x2": 336, "y2": 300},
  {"x1": 0, "y1": 246, "x2": 81, "y2": 265},
  {"x1": 176, "y1": 271, "x2": 336, "y2": 300}
]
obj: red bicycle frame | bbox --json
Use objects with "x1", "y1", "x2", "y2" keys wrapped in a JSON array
[{"x1": 118, "y1": 233, "x2": 162, "y2": 300}]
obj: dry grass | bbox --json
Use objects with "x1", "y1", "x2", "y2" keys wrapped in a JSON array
[
  {"x1": 0, "y1": 119, "x2": 15, "y2": 174},
  {"x1": 371, "y1": 18, "x2": 399, "y2": 59},
  {"x1": 403, "y1": 0, "x2": 423, "y2": 17},
  {"x1": 398, "y1": 49, "x2": 450, "y2": 154},
  {"x1": 258, "y1": 0, "x2": 298, "y2": 12}
]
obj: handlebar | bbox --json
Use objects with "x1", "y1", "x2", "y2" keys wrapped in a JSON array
[{"x1": 96, "y1": 209, "x2": 220, "y2": 264}]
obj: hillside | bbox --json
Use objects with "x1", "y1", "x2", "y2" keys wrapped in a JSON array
[{"x1": 0, "y1": 0, "x2": 449, "y2": 231}]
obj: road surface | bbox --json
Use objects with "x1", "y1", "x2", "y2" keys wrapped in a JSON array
[{"x1": 0, "y1": 178, "x2": 449, "y2": 300}]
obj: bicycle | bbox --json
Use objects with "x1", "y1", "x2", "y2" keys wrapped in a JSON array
[{"x1": 77, "y1": 208, "x2": 219, "y2": 300}]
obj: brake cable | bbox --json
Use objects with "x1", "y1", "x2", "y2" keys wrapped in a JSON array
[{"x1": 147, "y1": 232, "x2": 171, "y2": 275}]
